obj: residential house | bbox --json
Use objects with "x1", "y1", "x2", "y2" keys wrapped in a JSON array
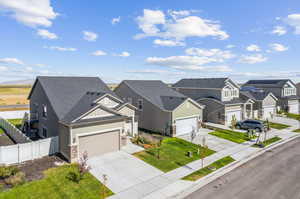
[
  {"x1": 28, "y1": 76, "x2": 137, "y2": 162},
  {"x1": 297, "y1": 83, "x2": 300, "y2": 98},
  {"x1": 114, "y1": 80, "x2": 205, "y2": 137},
  {"x1": 240, "y1": 87, "x2": 278, "y2": 120},
  {"x1": 244, "y1": 79, "x2": 300, "y2": 114},
  {"x1": 173, "y1": 78, "x2": 254, "y2": 126}
]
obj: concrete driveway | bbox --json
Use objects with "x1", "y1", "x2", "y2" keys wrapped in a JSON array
[
  {"x1": 88, "y1": 151, "x2": 163, "y2": 193},
  {"x1": 178, "y1": 128, "x2": 239, "y2": 152}
]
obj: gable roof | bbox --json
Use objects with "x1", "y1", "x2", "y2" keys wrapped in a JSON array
[
  {"x1": 240, "y1": 91, "x2": 277, "y2": 101},
  {"x1": 244, "y1": 79, "x2": 295, "y2": 88},
  {"x1": 28, "y1": 76, "x2": 117, "y2": 120},
  {"x1": 122, "y1": 80, "x2": 198, "y2": 111},
  {"x1": 173, "y1": 78, "x2": 238, "y2": 89}
]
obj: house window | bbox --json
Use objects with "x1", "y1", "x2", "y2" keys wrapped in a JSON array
[
  {"x1": 138, "y1": 99, "x2": 143, "y2": 110},
  {"x1": 42, "y1": 127, "x2": 47, "y2": 138},
  {"x1": 42, "y1": 104, "x2": 47, "y2": 118}
]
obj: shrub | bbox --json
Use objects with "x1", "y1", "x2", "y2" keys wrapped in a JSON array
[
  {"x1": 66, "y1": 170, "x2": 81, "y2": 183},
  {"x1": 4, "y1": 171, "x2": 26, "y2": 187},
  {"x1": 0, "y1": 166, "x2": 19, "y2": 179}
]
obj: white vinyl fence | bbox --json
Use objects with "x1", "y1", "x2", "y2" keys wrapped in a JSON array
[
  {"x1": 0, "y1": 117, "x2": 30, "y2": 143},
  {"x1": 0, "y1": 136, "x2": 58, "y2": 165}
]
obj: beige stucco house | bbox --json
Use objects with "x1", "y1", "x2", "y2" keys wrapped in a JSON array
[{"x1": 28, "y1": 76, "x2": 137, "y2": 162}]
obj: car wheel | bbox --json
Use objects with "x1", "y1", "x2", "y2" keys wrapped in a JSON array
[{"x1": 255, "y1": 128, "x2": 261, "y2": 132}]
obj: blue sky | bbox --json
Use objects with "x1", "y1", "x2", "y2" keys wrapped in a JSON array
[{"x1": 0, "y1": 0, "x2": 300, "y2": 83}]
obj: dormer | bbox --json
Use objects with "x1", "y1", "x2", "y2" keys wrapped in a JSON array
[
  {"x1": 282, "y1": 81, "x2": 297, "y2": 97},
  {"x1": 221, "y1": 79, "x2": 240, "y2": 102}
]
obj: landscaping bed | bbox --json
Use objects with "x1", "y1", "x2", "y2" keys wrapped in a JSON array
[
  {"x1": 268, "y1": 122, "x2": 290, "y2": 130},
  {"x1": 284, "y1": 112, "x2": 300, "y2": 120},
  {"x1": 182, "y1": 156, "x2": 235, "y2": 181},
  {"x1": 209, "y1": 129, "x2": 253, "y2": 144},
  {"x1": 0, "y1": 164, "x2": 113, "y2": 199},
  {"x1": 252, "y1": 136, "x2": 282, "y2": 148},
  {"x1": 134, "y1": 137, "x2": 215, "y2": 172},
  {"x1": 0, "y1": 127, "x2": 15, "y2": 146}
]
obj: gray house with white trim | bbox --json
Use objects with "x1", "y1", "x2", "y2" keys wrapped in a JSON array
[
  {"x1": 173, "y1": 78, "x2": 254, "y2": 125},
  {"x1": 28, "y1": 76, "x2": 137, "y2": 162},
  {"x1": 244, "y1": 79, "x2": 300, "y2": 114},
  {"x1": 114, "y1": 80, "x2": 205, "y2": 137}
]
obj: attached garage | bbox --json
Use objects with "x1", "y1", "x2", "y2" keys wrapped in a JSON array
[
  {"x1": 78, "y1": 130, "x2": 120, "y2": 158},
  {"x1": 288, "y1": 100, "x2": 299, "y2": 114},
  {"x1": 175, "y1": 117, "x2": 198, "y2": 136},
  {"x1": 263, "y1": 106, "x2": 276, "y2": 119},
  {"x1": 225, "y1": 107, "x2": 242, "y2": 126}
]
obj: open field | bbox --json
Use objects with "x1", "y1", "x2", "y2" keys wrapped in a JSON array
[{"x1": 0, "y1": 85, "x2": 31, "y2": 107}]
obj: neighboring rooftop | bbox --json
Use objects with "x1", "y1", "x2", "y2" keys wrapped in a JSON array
[
  {"x1": 173, "y1": 78, "x2": 235, "y2": 89},
  {"x1": 244, "y1": 79, "x2": 293, "y2": 88},
  {"x1": 240, "y1": 90, "x2": 273, "y2": 101},
  {"x1": 122, "y1": 80, "x2": 189, "y2": 111},
  {"x1": 28, "y1": 76, "x2": 117, "y2": 120}
]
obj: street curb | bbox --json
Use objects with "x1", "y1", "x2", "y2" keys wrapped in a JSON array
[{"x1": 170, "y1": 133, "x2": 300, "y2": 199}]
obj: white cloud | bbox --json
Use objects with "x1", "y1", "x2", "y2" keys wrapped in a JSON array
[
  {"x1": 153, "y1": 39, "x2": 185, "y2": 47},
  {"x1": 168, "y1": 10, "x2": 191, "y2": 19},
  {"x1": 45, "y1": 46, "x2": 77, "y2": 52},
  {"x1": 82, "y1": 31, "x2": 98, "y2": 41},
  {"x1": 271, "y1": 26, "x2": 287, "y2": 36},
  {"x1": 128, "y1": 69, "x2": 185, "y2": 75},
  {"x1": 285, "y1": 14, "x2": 300, "y2": 34},
  {"x1": 0, "y1": 0, "x2": 58, "y2": 27},
  {"x1": 37, "y1": 29, "x2": 58, "y2": 39},
  {"x1": 145, "y1": 47, "x2": 234, "y2": 71},
  {"x1": 0, "y1": 57, "x2": 24, "y2": 65},
  {"x1": 269, "y1": 43, "x2": 288, "y2": 52},
  {"x1": 34, "y1": 64, "x2": 46, "y2": 67},
  {"x1": 185, "y1": 48, "x2": 235, "y2": 61},
  {"x1": 115, "y1": 51, "x2": 130, "y2": 57},
  {"x1": 0, "y1": 66, "x2": 8, "y2": 71},
  {"x1": 25, "y1": 66, "x2": 33, "y2": 71},
  {"x1": 112, "y1": 16, "x2": 121, "y2": 24},
  {"x1": 239, "y1": 54, "x2": 267, "y2": 64},
  {"x1": 92, "y1": 50, "x2": 107, "y2": 56},
  {"x1": 136, "y1": 9, "x2": 166, "y2": 37},
  {"x1": 135, "y1": 9, "x2": 229, "y2": 41},
  {"x1": 226, "y1": 44, "x2": 235, "y2": 49},
  {"x1": 246, "y1": 44, "x2": 261, "y2": 52}
]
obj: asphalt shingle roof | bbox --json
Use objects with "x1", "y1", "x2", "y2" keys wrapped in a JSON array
[
  {"x1": 240, "y1": 91, "x2": 271, "y2": 101},
  {"x1": 123, "y1": 80, "x2": 188, "y2": 111},
  {"x1": 31, "y1": 76, "x2": 117, "y2": 120},
  {"x1": 244, "y1": 79, "x2": 291, "y2": 88},
  {"x1": 173, "y1": 78, "x2": 229, "y2": 89}
]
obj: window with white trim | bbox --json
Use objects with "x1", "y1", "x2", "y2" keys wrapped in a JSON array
[
  {"x1": 42, "y1": 127, "x2": 47, "y2": 138},
  {"x1": 42, "y1": 104, "x2": 47, "y2": 118},
  {"x1": 138, "y1": 99, "x2": 143, "y2": 110}
]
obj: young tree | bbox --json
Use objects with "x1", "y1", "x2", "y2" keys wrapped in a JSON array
[
  {"x1": 190, "y1": 127, "x2": 196, "y2": 143},
  {"x1": 101, "y1": 174, "x2": 108, "y2": 198},
  {"x1": 79, "y1": 151, "x2": 91, "y2": 179},
  {"x1": 200, "y1": 136, "x2": 207, "y2": 168}
]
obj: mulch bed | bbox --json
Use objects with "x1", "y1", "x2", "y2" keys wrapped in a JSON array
[{"x1": 16, "y1": 154, "x2": 67, "y2": 182}]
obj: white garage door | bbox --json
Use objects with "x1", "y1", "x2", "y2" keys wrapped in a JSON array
[
  {"x1": 79, "y1": 130, "x2": 120, "y2": 158},
  {"x1": 225, "y1": 110, "x2": 241, "y2": 126},
  {"x1": 263, "y1": 106, "x2": 275, "y2": 119},
  {"x1": 289, "y1": 103, "x2": 299, "y2": 114},
  {"x1": 175, "y1": 117, "x2": 198, "y2": 136}
]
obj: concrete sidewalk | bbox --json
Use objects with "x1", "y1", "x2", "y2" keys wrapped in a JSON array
[{"x1": 106, "y1": 118, "x2": 300, "y2": 199}]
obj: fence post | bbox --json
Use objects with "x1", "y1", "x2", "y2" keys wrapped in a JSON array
[{"x1": 18, "y1": 144, "x2": 20, "y2": 163}]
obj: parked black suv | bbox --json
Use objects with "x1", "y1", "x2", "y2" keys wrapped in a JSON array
[{"x1": 236, "y1": 119, "x2": 267, "y2": 132}]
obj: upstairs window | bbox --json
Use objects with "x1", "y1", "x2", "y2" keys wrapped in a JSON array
[
  {"x1": 42, "y1": 105, "x2": 47, "y2": 118},
  {"x1": 138, "y1": 99, "x2": 143, "y2": 110}
]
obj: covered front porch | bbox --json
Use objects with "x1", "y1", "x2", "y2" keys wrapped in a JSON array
[{"x1": 243, "y1": 99, "x2": 255, "y2": 120}]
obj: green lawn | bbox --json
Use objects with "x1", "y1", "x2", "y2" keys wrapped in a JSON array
[
  {"x1": 182, "y1": 156, "x2": 235, "y2": 181},
  {"x1": 0, "y1": 164, "x2": 113, "y2": 199},
  {"x1": 209, "y1": 129, "x2": 252, "y2": 144},
  {"x1": 0, "y1": 127, "x2": 4, "y2": 135},
  {"x1": 269, "y1": 122, "x2": 290, "y2": 130},
  {"x1": 252, "y1": 136, "x2": 282, "y2": 148},
  {"x1": 134, "y1": 137, "x2": 215, "y2": 172},
  {"x1": 293, "y1": 129, "x2": 300, "y2": 133},
  {"x1": 7, "y1": 119, "x2": 23, "y2": 129},
  {"x1": 285, "y1": 112, "x2": 300, "y2": 120}
]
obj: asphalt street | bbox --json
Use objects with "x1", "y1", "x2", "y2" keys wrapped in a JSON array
[{"x1": 185, "y1": 137, "x2": 300, "y2": 199}]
